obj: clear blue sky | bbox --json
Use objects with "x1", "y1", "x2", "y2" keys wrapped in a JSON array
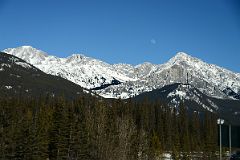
[{"x1": 0, "y1": 0, "x2": 239, "y2": 72}]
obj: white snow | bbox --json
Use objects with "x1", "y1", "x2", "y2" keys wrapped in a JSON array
[
  {"x1": 1, "y1": 63, "x2": 11, "y2": 68},
  {"x1": 15, "y1": 62, "x2": 32, "y2": 69},
  {"x1": 162, "y1": 153, "x2": 172, "y2": 160},
  {"x1": 83, "y1": 89, "x2": 89, "y2": 94},
  {"x1": 168, "y1": 90, "x2": 187, "y2": 99},
  {"x1": 3, "y1": 46, "x2": 240, "y2": 101},
  {"x1": 4, "y1": 46, "x2": 135, "y2": 89},
  {"x1": 207, "y1": 99, "x2": 219, "y2": 110},
  {"x1": 5, "y1": 86, "x2": 12, "y2": 89}
]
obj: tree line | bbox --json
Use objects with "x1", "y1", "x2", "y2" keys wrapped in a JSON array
[{"x1": 0, "y1": 95, "x2": 218, "y2": 160}]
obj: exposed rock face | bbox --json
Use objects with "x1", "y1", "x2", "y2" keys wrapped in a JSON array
[{"x1": 3, "y1": 46, "x2": 240, "y2": 100}]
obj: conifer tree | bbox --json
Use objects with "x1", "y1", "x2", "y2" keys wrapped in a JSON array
[{"x1": 178, "y1": 102, "x2": 190, "y2": 159}]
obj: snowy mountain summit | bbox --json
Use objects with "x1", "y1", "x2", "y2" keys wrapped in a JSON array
[{"x1": 3, "y1": 46, "x2": 240, "y2": 99}]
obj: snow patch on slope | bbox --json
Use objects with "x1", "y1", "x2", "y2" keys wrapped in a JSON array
[
  {"x1": 166, "y1": 84, "x2": 218, "y2": 112},
  {"x1": 4, "y1": 46, "x2": 135, "y2": 89},
  {"x1": 3, "y1": 46, "x2": 240, "y2": 101},
  {"x1": 15, "y1": 62, "x2": 32, "y2": 69}
]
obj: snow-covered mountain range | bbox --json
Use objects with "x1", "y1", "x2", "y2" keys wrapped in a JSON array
[
  {"x1": 3, "y1": 46, "x2": 240, "y2": 100},
  {"x1": 0, "y1": 52, "x2": 90, "y2": 99}
]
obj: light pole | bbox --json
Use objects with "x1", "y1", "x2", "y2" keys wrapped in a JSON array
[
  {"x1": 217, "y1": 118, "x2": 224, "y2": 160},
  {"x1": 229, "y1": 124, "x2": 231, "y2": 157}
]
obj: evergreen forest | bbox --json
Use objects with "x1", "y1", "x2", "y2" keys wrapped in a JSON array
[{"x1": 0, "y1": 95, "x2": 219, "y2": 160}]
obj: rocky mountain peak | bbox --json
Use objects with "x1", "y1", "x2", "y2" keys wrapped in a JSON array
[
  {"x1": 2, "y1": 46, "x2": 240, "y2": 100},
  {"x1": 168, "y1": 52, "x2": 199, "y2": 65},
  {"x1": 3, "y1": 46, "x2": 48, "y2": 65}
]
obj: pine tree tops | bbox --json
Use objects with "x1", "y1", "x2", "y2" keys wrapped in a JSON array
[{"x1": 0, "y1": 96, "x2": 219, "y2": 159}]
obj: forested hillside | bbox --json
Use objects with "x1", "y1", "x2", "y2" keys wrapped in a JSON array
[
  {"x1": 0, "y1": 96, "x2": 219, "y2": 160},
  {"x1": 0, "y1": 52, "x2": 89, "y2": 99}
]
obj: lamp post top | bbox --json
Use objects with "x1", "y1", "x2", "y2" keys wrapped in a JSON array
[{"x1": 217, "y1": 118, "x2": 225, "y2": 125}]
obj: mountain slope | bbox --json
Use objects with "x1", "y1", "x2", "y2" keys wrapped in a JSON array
[
  {"x1": 133, "y1": 83, "x2": 240, "y2": 125},
  {"x1": 2, "y1": 46, "x2": 240, "y2": 123},
  {"x1": 3, "y1": 46, "x2": 135, "y2": 90},
  {"x1": 0, "y1": 52, "x2": 92, "y2": 99},
  {"x1": 3, "y1": 46, "x2": 240, "y2": 100},
  {"x1": 97, "y1": 52, "x2": 240, "y2": 99}
]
